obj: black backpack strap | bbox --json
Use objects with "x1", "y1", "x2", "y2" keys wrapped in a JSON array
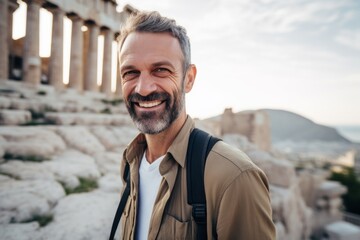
[
  {"x1": 109, "y1": 163, "x2": 130, "y2": 240},
  {"x1": 186, "y1": 128, "x2": 221, "y2": 240}
]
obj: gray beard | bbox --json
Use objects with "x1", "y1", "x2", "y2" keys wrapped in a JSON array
[{"x1": 127, "y1": 91, "x2": 185, "y2": 135}]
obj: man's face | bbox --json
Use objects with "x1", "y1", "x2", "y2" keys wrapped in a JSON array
[{"x1": 119, "y1": 32, "x2": 186, "y2": 134}]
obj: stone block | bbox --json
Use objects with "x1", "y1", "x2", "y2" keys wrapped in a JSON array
[
  {"x1": 0, "y1": 96, "x2": 11, "y2": 109},
  {"x1": 324, "y1": 221, "x2": 360, "y2": 240},
  {"x1": 270, "y1": 185, "x2": 313, "y2": 239},
  {"x1": 0, "y1": 127, "x2": 66, "y2": 158},
  {"x1": 56, "y1": 126, "x2": 105, "y2": 155},
  {"x1": 93, "y1": 152, "x2": 122, "y2": 175},
  {"x1": 98, "y1": 173, "x2": 123, "y2": 193},
  {"x1": 0, "y1": 110, "x2": 31, "y2": 125},
  {"x1": 247, "y1": 150, "x2": 296, "y2": 187},
  {"x1": 39, "y1": 191, "x2": 120, "y2": 240},
  {"x1": 10, "y1": 98, "x2": 45, "y2": 112},
  {"x1": 0, "y1": 222, "x2": 40, "y2": 240},
  {"x1": 0, "y1": 179, "x2": 65, "y2": 223}
]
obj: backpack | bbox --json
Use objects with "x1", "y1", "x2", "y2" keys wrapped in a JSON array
[{"x1": 109, "y1": 128, "x2": 220, "y2": 240}]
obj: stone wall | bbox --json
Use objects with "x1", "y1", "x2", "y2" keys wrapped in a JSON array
[{"x1": 220, "y1": 108, "x2": 271, "y2": 151}]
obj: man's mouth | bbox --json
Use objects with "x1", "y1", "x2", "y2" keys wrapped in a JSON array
[{"x1": 137, "y1": 100, "x2": 164, "y2": 108}]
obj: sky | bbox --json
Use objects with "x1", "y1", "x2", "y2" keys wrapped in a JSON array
[
  {"x1": 12, "y1": 0, "x2": 360, "y2": 125},
  {"x1": 117, "y1": 0, "x2": 360, "y2": 126}
]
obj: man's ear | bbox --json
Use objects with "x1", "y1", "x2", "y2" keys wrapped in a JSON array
[{"x1": 184, "y1": 64, "x2": 197, "y2": 93}]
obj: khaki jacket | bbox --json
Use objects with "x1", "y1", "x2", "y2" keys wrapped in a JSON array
[{"x1": 120, "y1": 116, "x2": 276, "y2": 239}]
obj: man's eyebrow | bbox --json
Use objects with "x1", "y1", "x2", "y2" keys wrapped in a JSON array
[
  {"x1": 120, "y1": 61, "x2": 175, "y2": 72},
  {"x1": 152, "y1": 61, "x2": 175, "y2": 68},
  {"x1": 120, "y1": 65, "x2": 136, "y2": 72}
]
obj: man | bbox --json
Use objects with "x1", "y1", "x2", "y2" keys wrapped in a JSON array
[{"x1": 117, "y1": 11, "x2": 276, "y2": 239}]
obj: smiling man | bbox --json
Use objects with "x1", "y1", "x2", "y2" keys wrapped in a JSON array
[{"x1": 116, "y1": 11, "x2": 275, "y2": 240}]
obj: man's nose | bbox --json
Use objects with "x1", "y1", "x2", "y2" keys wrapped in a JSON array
[{"x1": 134, "y1": 72, "x2": 157, "y2": 96}]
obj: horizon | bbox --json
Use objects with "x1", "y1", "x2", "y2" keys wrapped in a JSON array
[{"x1": 11, "y1": 0, "x2": 360, "y2": 125}]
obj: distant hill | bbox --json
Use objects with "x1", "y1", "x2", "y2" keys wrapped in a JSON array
[{"x1": 263, "y1": 109, "x2": 351, "y2": 143}]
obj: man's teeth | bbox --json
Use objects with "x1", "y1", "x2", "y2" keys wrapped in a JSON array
[{"x1": 138, "y1": 101, "x2": 162, "y2": 108}]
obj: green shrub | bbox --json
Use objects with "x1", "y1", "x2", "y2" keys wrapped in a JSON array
[
  {"x1": 329, "y1": 166, "x2": 360, "y2": 214},
  {"x1": 37, "y1": 90, "x2": 47, "y2": 96},
  {"x1": 64, "y1": 177, "x2": 98, "y2": 195},
  {"x1": 3, "y1": 153, "x2": 48, "y2": 162},
  {"x1": 100, "y1": 108, "x2": 112, "y2": 114},
  {"x1": 20, "y1": 118, "x2": 57, "y2": 126},
  {"x1": 21, "y1": 214, "x2": 53, "y2": 227}
]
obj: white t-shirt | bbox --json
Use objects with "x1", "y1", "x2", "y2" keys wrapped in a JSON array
[{"x1": 135, "y1": 151, "x2": 165, "y2": 240}]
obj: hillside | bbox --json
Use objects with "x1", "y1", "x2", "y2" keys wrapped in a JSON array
[{"x1": 263, "y1": 109, "x2": 351, "y2": 143}]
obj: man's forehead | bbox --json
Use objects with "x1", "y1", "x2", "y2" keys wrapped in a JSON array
[{"x1": 119, "y1": 32, "x2": 183, "y2": 59}]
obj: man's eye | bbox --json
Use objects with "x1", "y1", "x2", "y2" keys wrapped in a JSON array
[
  {"x1": 122, "y1": 70, "x2": 139, "y2": 80},
  {"x1": 153, "y1": 68, "x2": 171, "y2": 77}
]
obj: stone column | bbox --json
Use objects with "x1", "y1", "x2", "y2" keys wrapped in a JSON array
[
  {"x1": 7, "y1": 0, "x2": 19, "y2": 79},
  {"x1": 115, "y1": 53, "x2": 123, "y2": 98},
  {"x1": 84, "y1": 21, "x2": 99, "y2": 92},
  {"x1": 48, "y1": 7, "x2": 64, "y2": 89},
  {"x1": 22, "y1": 0, "x2": 43, "y2": 86},
  {"x1": 100, "y1": 27, "x2": 113, "y2": 95},
  {"x1": 0, "y1": 0, "x2": 9, "y2": 80},
  {"x1": 68, "y1": 14, "x2": 84, "y2": 91}
]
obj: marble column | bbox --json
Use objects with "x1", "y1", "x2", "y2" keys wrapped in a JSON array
[
  {"x1": 7, "y1": 0, "x2": 19, "y2": 79},
  {"x1": 68, "y1": 14, "x2": 84, "y2": 91},
  {"x1": 115, "y1": 40, "x2": 122, "y2": 98},
  {"x1": 48, "y1": 7, "x2": 64, "y2": 89},
  {"x1": 0, "y1": 0, "x2": 9, "y2": 80},
  {"x1": 115, "y1": 44, "x2": 123, "y2": 98},
  {"x1": 22, "y1": 0, "x2": 43, "y2": 85},
  {"x1": 100, "y1": 27, "x2": 113, "y2": 95},
  {"x1": 84, "y1": 21, "x2": 99, "y2": 92}
]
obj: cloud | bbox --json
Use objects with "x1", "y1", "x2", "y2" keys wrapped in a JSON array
[{"x1": 335, "y1": 30, "x2": 360, "y2": 50}]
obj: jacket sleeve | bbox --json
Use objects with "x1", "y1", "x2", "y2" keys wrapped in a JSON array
[{"x1": 216, "y1": 168, "x2": 276, "y2": 240}]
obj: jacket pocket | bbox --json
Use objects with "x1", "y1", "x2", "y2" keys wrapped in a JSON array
[{"x1": 157, "y1": 214, "x2": 193, "y2": 240}]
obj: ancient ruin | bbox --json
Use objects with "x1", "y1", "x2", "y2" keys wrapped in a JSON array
[
  {"x1": 1, "y1": 1, "x2": 360, "y2": 239},
  {"x1": 0, "y1": 0, "x2": 135, "y2": 96}
]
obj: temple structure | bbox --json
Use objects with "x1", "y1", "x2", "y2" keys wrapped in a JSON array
[{"x1": 0, "y1": 0, "x2": 136, "y2": 96}]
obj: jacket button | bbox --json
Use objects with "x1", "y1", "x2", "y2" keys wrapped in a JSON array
[{"x1": 132, "y1": 195, "x2": 136, "y2": 201}]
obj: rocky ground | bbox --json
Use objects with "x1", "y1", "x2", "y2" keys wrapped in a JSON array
[{"x1": 0, "y1": 80, "x2": 347, "y2": 240}]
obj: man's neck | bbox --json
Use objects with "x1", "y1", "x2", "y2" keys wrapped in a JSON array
[{"x1": 144, "y1": 113, "x2": 187, "y2": 163}]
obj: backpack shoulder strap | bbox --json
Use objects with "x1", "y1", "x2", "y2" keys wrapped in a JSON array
[
  {"x1": 109, "y1": 162, "x2": 130, "y2": 240},
  {"x1": 186, "y1": 128, "x2": 221, "y2": 240}
]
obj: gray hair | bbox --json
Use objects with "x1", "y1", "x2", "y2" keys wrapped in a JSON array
[{"x1": 118, "y1": 11, "x2": 191, "y2": 75}]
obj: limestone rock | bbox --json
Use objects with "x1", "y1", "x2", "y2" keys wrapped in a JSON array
[
  {"x1": 90, "y1": 126, "x2": 121, "y2": 150},
  {"x1": 324, "y1": 221, "x2": 360, "y2": 240},
  {"x1": 0, "y1": 149, "x2": 100, "y2": 188},
  {"x1": 10, "y1": 98, "x2": 43, "y2": 112},
  {"x1": 47, "y1": 150, "x2": 101, "y2": 185},
  {"x1": 94, "y1": 152, "x2": 122, "y2": 175},
  {"x1": 98, "y1": 173, "x2": 123, "y2": 193},
  {"x1": 56, "y1": 126, "x2": 105, "y2": 155},
  {"x1": 39, "y1": 191, "x2": 120, "y2": 240},
  {"x1": 0, "y1": 127, "x2": 66, "y2": 158},
  {"x1": 223, "y1": 134, "x2": 257, "y2": 152},
  {"x1": 0, "y1": 179, "x2": 65, "y2": 223},
  {"x1": 246, "y1": 150, "x2": 296, "y2": 187},
  {"x1": 111, "y1": 126, "x2": 139, "y2": 147},
  {"x1": 0, "y1": 135, "x2": 5, "y2": 158},
  {"x1": 0, "y1": 222, "x2": 40, "y2": 240},
  {"x1": 45, "y1": 112, "x2": 132, "y2": 126},
  {"x1": 0, "y1": 110, "x2": 31, "y2": 125},
  {"x1": 0, "y1": 96, "x2": 11, "y2": 109},
  {"x1": 0, "y1": 160, "x2": 55, "y2": 181},
  {"x1": 270, "y1": 185, "x2": 312, "y2": 240}
]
